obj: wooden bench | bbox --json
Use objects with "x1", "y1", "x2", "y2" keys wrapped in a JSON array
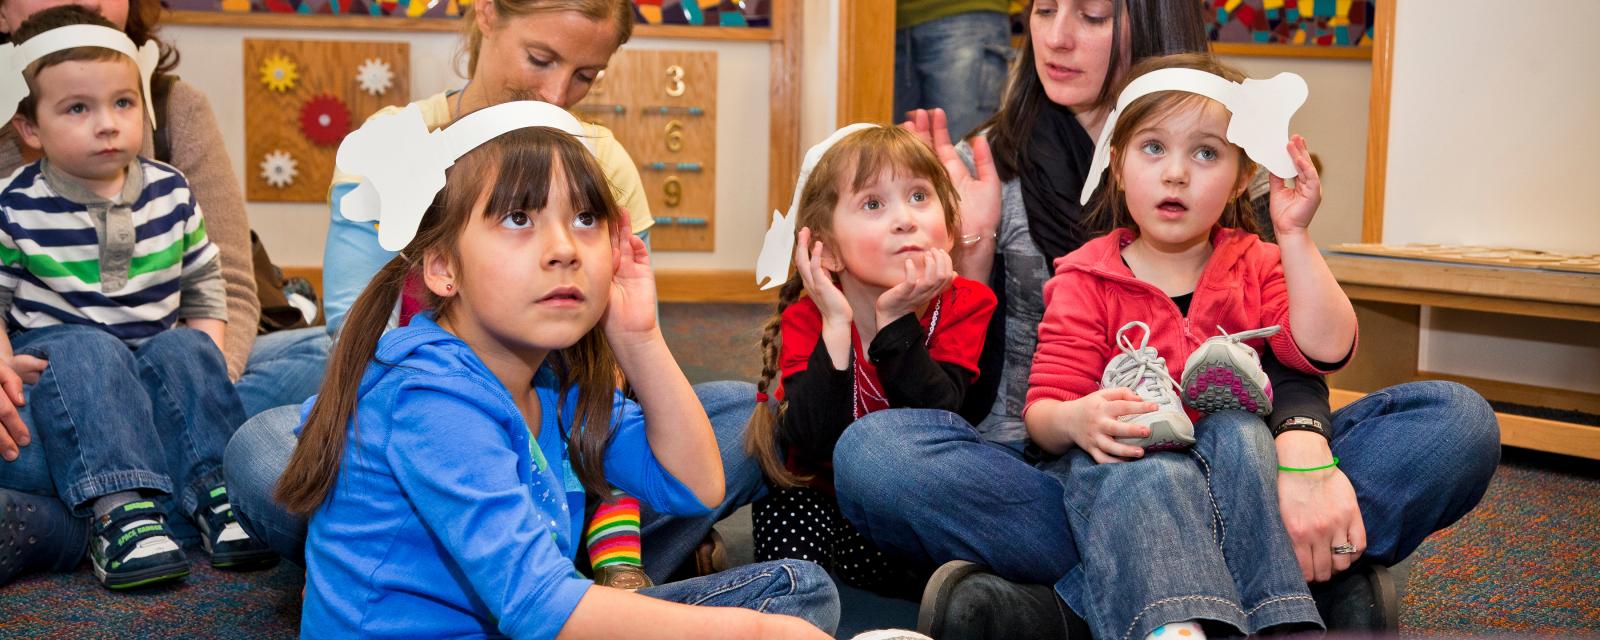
[{"x1": 1325, "y1": 252, "x2": 1600, "y2": 460}]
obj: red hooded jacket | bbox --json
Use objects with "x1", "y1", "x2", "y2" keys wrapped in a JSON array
[{"x1": 1024, "y1": 226, "x2": 1354, "y2": 417}]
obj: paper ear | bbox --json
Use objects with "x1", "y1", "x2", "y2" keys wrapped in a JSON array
[
  {"x1": 755, "y1": 208, "x2": 795, "y2": 290},
  {"x1": 335, "y1": 104, "x2": 449, "y2": 251},
  {"x1": 135, "y1": 40, "x2": 160, "y2": 129},
  {"x1": 1226, "y1": 73, "x2": 1307, "y2": 179}
]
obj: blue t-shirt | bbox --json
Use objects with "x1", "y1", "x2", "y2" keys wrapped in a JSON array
[{"x1": 298, "y1": 314, "x2": 711, "y2": 639}]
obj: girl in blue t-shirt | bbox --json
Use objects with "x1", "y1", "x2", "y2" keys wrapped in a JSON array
[{"x1": 275, "y1": 108, "x2": 837, "y2": 639}]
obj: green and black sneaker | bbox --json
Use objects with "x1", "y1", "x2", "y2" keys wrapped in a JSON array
[
  {"x1": 195, "y1": 485, "x2": 277, "y2": 570},
  {"x1": 90, "y1": 500, "x2": 188, "y2": 589}
]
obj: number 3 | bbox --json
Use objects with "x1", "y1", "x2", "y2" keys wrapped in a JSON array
[{"x1": 665, "y1": 64, "x2": 685, "y2": 97}]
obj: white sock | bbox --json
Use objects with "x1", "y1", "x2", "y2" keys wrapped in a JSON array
[{"x1": 1147, "y1": 621, "x2": 1206, "y2": 640}]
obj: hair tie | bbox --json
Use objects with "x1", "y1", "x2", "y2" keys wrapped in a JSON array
[{"x1": 756, "y1": 391, "x2": 769, "y2": 404}]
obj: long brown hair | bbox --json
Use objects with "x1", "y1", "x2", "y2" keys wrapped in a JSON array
[
  {"x1": 744, "y1": 126, "x2": 962, "y2": 488},
  {"x1": 1085, "y1": 53, "x2": 1259, "y2": 236},
  {"x1": 979, "y1": 0, "x2": 1210, "y2": 181},
  {"x1": 276, "y1": 127, "x2": 625, "y2": 515},
  {"x1": 461, "y1": 0, "x2": 633, "y2": 79}
]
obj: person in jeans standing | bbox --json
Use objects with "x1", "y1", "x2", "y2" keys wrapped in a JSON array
[{"x1": 894, "y1": 0, "x2": 1013, "y2": 140}]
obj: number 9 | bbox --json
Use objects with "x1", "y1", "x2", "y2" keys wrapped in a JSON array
[{"x1": 663, "y1": 176, "x2": 682, "y2": 208}]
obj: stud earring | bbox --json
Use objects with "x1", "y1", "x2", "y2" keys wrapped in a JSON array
[{"x1": 445, "y1": 283, "x2": 454, "y2": 293}]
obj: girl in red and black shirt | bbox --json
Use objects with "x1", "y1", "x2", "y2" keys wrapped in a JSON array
[{"x1": 745, "y1": 125, "x2": 996, "y2": 595}]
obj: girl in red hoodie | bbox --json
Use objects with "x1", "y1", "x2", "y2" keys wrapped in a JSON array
[{"x1": 1022, "y1": 54, "x2": 1358, "y2": 639}]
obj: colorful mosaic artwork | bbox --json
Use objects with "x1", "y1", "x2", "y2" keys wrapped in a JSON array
[
  {"x1": 162, "y1": 0, "x2": 770, "y2": 26},
  {"x1": 1205, "y1": 0, "x2": 1374, "y2": 47}
]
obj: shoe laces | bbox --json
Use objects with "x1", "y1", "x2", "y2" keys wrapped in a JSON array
[
  {"x1": 1108, "y1": 321, "x2": 1181, "y2": 407},
  {"x1": 1211, "y1": 324, "x2": 1282, "y2": 344}
]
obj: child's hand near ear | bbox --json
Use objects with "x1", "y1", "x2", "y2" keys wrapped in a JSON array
[
  {"x1": 795, "y1": 227, "x2": 852, "y2": 371},
  {"x1": 875, "y1": 248, "x2": 954, "y2": 330},
  {"x1": 603, "y1": 210, "x2": 660, "y2": 345},
  {"x1": 1268, "y1": 135, "x2": 1323, "y2": 238}
]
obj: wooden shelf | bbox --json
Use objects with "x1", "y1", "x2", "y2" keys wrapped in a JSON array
[
  {"x1": 1327, "y1": 253, "x2": 1600, "y2": 310},
  {"x1": 1332, "y1": 388, "x2": 1600, "y2": 461},
  {"x1": 1211, "y1": 42, "x2": 1372, "y2": 60},
  {"x1": 164, "y1": 10, "x2": 777, "y2": 40}
]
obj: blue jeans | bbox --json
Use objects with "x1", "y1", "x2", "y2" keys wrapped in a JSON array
[
  {"x1": 0, "y1": 325, "x2": 247, "y2": 542},
  {"x1": 235, "y1": 326, "x2": 332, "y2": 419},
  {"x1": 835, "y1": 381, "x2": 1500, "y2": 618},
  {"x1": 225, "y1": 380, "x2": 767, "y2": 578},
  {"x1": 1056, "y1": 411, "x2": 1318, "y2": 638},
  {"x1": 639, "y1": 558, "x2": 840, "y2": 633},
  {"x1": 894, "y1": 10, "x2": 1012, "y2": 140}
]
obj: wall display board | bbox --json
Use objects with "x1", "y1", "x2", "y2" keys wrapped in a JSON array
[
  {"x1": 575, "y1": 49, "x2": 717, "y2": 252},
  {"x1": 243, "y1": 38, "x2": 411, "y2": 202}
]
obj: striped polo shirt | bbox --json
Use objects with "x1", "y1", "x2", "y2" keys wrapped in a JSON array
[{"x1": 0, "y1": 158, "x2": 226, "y2": 343}]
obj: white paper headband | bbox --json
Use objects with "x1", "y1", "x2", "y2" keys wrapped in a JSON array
[
  {"x1": 754, "y1": 123, "x2": 879, "y2": 290},
  {"x1": 0, "y1": 24, "x2": 160, "y2": 129},
  {"x1": 1081, "y1": 68, "x2": 1308, "y2": 205},
  {"x1": 336, "y1": 100, "x2": 594, "y2": 251}
]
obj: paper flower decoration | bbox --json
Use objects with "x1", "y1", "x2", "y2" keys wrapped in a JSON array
[
  {"x1": 260, "y1": 150, "x2": 298, "y2": 188},
  {"x1": 299, "y1": 94, "x2": 351, "y2": 146},
  {"x1": 259, "y1": 53, "x2": 298, "y2": 93},
  {"x1": 356, "y1": 58, "x2": 394, "y2": 96}
]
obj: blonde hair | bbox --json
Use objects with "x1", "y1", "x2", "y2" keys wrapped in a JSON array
[
  {"x1": 461, "y1": 0, "x2": 633, "y2": 78},
  {"x1": 743, "y1": 126, "x2": 963, "y2": 487},
  {"x1": 1086, "y1": 52, "x2": 1260, "y2": 236}
]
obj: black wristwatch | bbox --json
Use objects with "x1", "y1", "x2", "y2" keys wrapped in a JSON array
[{"x1": 1272, "y1": 416, "x2": 1329, "y2": 441}]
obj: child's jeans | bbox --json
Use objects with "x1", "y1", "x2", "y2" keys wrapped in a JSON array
[
  {"x1": 1053, "y1": 410, "x2": 1322, "y2": 639},
  {"x1": 638, "y1": 559, "x2": 841, "y2": 634},
  {"x1": 0, "y1": 324, "x2": 246, "y2": 541}
]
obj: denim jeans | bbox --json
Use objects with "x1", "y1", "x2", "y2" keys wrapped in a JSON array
[
  {"x1": 0, "y1": 325, "x2": 247, "y2": 542},
  {"x1": 225, "y1": 380, "x2": 767, "y2": 578},
  {"x1": 835, "y1": 381, "x2": 1500, "y2": 623},
  {"x1": 639, "y1": 558, "x2": 840, "y2": 633},
  {"x1": 235, "y1": 326, "x2": 332, "y2": 419},
  {"x1": 1055, "y1": 411, "x2": 1319, "y2": 638},
  {"x1": 894, "y1": 10, "x2": 1012, "y2": 140}
]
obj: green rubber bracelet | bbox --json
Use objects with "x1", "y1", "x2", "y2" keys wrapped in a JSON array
[{"x1": 1278, "y1": 455, "x2": 1339, "y2": 473}]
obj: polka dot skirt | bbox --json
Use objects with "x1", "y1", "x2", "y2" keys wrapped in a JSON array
[{"x1": 751, "y1": 486, "x2": 912, "y2": 594}]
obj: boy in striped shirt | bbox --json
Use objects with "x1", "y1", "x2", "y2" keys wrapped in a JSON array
[{"x1": 0, "y1": 7, "x2": 272, "y2": 589}]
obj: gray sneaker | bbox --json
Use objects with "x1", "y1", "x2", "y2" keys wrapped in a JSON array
[
  {"x1": 1101, "y1": 321, "x2": 1194, "y2": 450},
  {"x1": 1181, "y1": 325, "x2": 1282, "y2": 417}
]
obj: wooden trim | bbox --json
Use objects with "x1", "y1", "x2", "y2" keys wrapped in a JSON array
[
  {"x1": 165, "y1": 10, "x2": 777, "y2": 40},
  {"x1": 657, "y1": 270, "x2": 773, "y2": 303},
  {"x1": 1339, "y1": 283, "x2": 1600, "y2": 324},
  {"x1": 1360, "y1": 0, "x2": 1396, "y2": 243},
  {"x1": 768, "y1": 0, "x2": 803, "y2": 216},
  {"x1": 1417, "y1": 371, "x2": 1600, "y2": 417},
  {"x1": 1332, "y1": 387, "x2": 1600, "y2": 461},
  {"x1": 1211, "y1": 42, "x2": 1373, "y2": 60},
  {"x1": 835, "y1": 0, "x2": 895, "y2": 124}
]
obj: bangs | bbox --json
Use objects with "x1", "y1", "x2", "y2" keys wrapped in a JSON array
[
  {"x1": 466, "y1": 127, "x2": 619, "y2": 224},
  {"x1": 837, "y1": 128, "x2": 950, "y2": 194}
]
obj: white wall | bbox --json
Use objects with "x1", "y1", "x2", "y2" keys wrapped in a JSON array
[
  {"x1": 1220, "y1": 55, "x2": 1369, "y2": 247},
  {"x1": 1381, "y1": 0, "x2": 1600, "y2": 394},
  {"x1": 163, "y1": 24, "x2": 778, "y2": 271}
]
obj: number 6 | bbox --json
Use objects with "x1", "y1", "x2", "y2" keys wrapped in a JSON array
[{"x1": 664, "y1": 119, "x2": 685, "y2": 152}]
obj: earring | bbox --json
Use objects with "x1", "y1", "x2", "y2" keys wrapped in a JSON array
[{"x1": 444, "y1": 283, "x2": 454, "y2": 293}]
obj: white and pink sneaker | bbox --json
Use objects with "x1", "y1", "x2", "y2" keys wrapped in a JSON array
[{"x1": 1180, "y1": 325, "x2": 1281, "y2": 417}]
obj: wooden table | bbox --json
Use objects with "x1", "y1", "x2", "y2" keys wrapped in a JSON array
[{"x1": 1325, "y1": 252, "x2": 1600, "y2": 460}]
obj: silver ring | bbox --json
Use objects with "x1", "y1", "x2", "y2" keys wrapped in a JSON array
[{"x1": 1332, "y1": 543, "x2": 1358, "y2": 555}]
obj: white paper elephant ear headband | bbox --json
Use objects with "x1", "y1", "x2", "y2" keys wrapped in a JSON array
[
  {"x1": 754, "y1": 123, "x2": 879, "y2": 290},
  {"x1": 0, "y1": 24, "x2": 161, "y2": 129},
  {"x1": 336, "y1": 100, "x2": 594, "y2": 251},
  {"x1": 1081, "y1": 68, "x2": 1309, "y2": 205}
]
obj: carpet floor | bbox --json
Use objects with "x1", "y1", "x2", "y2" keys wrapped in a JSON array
[{"x1": 1, "y1": 303, "x2": 1595, "y2": 637}]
